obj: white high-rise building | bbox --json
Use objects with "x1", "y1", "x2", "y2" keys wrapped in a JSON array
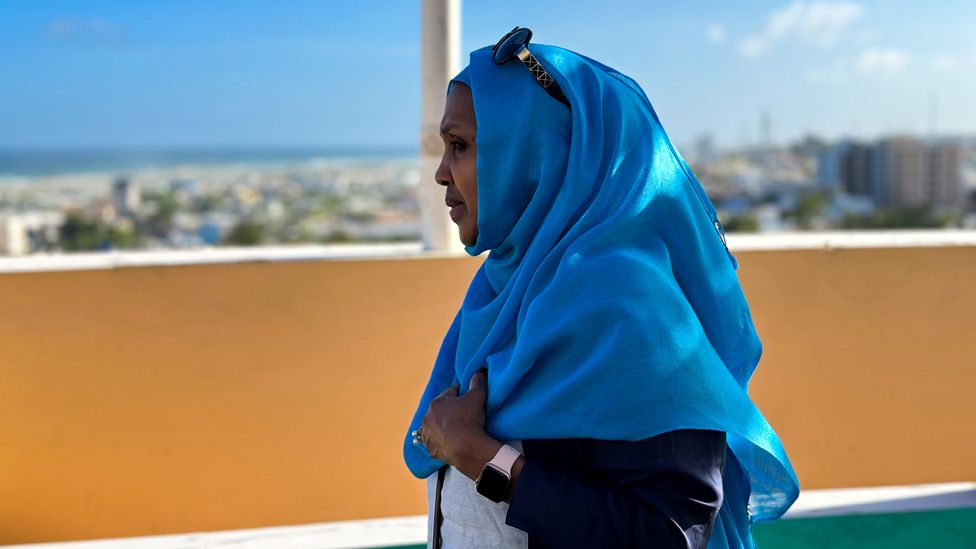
[
  {"x1": 0, "y1": 215, "x2": 27, "y2": 256},
  {"x1": 113, "y1": 177, "x2": 141, "y2": 215}
]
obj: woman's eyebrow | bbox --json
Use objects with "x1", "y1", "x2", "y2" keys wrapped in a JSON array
[{"x1": 439, "y1": 121, "x2": 464, "y2": 136}]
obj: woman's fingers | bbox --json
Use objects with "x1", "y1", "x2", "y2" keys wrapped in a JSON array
[
  {"x1": 419, "y1": 372, "x2": 491, "y2": 465},
  {"x1": 468, "y1": 367, "x2": 487, "y2": 392},
  {"x1": 436, "y1": 383, "x2": 460, "y2": 399},
  {"x1": 465, "y1": 367, "x2": 488, "y2": 408}
]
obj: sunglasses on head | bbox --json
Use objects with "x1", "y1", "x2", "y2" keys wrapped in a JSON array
[{"x1": 492, "y1": 27, "x2": 570, "y2": 109}]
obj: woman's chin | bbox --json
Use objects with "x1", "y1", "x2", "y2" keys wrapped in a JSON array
[{"x1": 459, "y1": 227, "x2": 477, "y2": 247}]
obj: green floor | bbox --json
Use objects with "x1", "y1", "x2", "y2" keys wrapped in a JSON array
[
  {"x1": 753, "y1": 508, "x2": 976, "y2": 548},
  {"x1": 391, "y1": 508, "x2": 976, "y2": 548}
]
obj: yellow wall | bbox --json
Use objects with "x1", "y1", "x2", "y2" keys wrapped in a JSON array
[{"x1": 0, "y1": 246, "x2": 973, "y2": 543}]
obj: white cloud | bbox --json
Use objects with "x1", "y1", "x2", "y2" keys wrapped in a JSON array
[
  {"x1": 856, "y1": 48, "x2": 910, "y2": 73},
  {"x1": 932, "y1": 55, "x2": 959, "y2": 71},
  {"x1": 738, "y1": 1, "x2": 865, "y2": 59},
  {"x1": 738, "y1": 37, "x2": 764, "y2": 58},
  {"x1": 706, "y1": 23, "x2": 726, "y2": 44}
]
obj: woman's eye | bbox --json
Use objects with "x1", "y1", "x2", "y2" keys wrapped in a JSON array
[{"x1": 450, "y1": 139, "x2": 467, "y2": 152}]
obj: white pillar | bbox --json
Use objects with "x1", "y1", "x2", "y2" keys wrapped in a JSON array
[{"x1": 419, "y1": 0, "x2": 463, "y2": 253}]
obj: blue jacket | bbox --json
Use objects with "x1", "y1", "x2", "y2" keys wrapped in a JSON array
[{"x1": 503, "y1": 429, "x2": 739, "y2": 548}]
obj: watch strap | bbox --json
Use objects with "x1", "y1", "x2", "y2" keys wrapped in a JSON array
[{"x1": 487, "y1": 443, "x2": 521, "y2": 475}]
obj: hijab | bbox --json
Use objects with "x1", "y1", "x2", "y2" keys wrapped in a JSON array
[{"x1": 404, "y1": 43, "x2": 799, "y2": 547}]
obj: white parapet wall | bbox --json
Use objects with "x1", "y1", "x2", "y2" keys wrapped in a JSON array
[{"x1": 2, "y1": 230, "x2": 976, "y2": 275}]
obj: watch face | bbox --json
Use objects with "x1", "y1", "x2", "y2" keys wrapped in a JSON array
[{"x1": 476, "y1": 465, "x2": 510, "y2": 503}]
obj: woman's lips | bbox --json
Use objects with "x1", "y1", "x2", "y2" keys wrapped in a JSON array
[{"x1": 449, "y1": 204, "x2": 466, "y2": 221}]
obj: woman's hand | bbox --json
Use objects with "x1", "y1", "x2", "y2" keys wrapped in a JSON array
[{"x1": 421, "y1": 367, "x2": 504, "y2": 480}]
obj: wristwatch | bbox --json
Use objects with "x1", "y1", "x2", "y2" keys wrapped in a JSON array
[{"x1": 475, "y1": 444, "x2": 522, "y2": 503}]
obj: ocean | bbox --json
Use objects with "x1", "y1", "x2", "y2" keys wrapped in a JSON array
[{"x1": 0, "y1": 147, "x2": 417, "y2": 178}]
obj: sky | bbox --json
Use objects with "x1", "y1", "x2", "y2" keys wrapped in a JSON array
[{"x1": 1, "y1": 0, "x2": 974, "y2": 151}]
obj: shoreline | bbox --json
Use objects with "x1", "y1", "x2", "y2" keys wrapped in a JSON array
[
  {"x1": 0, "y1": 148, "x2": 418, "y2": 179},
  {"x1": 0, "y1": 156, "x2": 421, "y2": 192}
]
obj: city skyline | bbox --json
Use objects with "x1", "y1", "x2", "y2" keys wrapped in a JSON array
[{"x1": 2, "y1": 0, "x2": 975, "y2": 150}]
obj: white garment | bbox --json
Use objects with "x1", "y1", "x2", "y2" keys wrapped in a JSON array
[{"x1": 426, "y1": 440, "x2": 529, "y2": 548}]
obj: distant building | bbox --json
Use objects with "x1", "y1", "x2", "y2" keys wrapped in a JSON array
[
  {"x1": 754, "y1": 203, "x2": 786, "y2": 232},
  {"x1": 113, "y1": 177, "x2": 141, "y2": 215},
  {"x1": 0, "y1": 211, "x2": 65, "y2": 256},
  {"x1": 873, "y1": 137, "x2": 927, "y2": 206},
  {"x1": 927, "y1": 142, "x2": 964, "y2": 209},
  {"x1": 692, "y1": 134, "x2": 717, "y2": 164},
  {"x1": 0, "y1": 215, "x2": 26, "y2": 256},
  {"x1": 170, "y1": 178, "x2": 199, "y2": 206},
  {"x1": 817, "y1": 141, "x2": 851, "y2": 191},
  {"x1": 840, "y1": 143, "x2": 873, "y2": 197},
  {"x1": 819, "y1": 137, "x2": 965, "y2": 209},
  {"x1": 790, "y1": 134, "x2": 828, "y2": 161},
  {"x1": 198, "y1": 223, "x2": 222, "y2": 246}
]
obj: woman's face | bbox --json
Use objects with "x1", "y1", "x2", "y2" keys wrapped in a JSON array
[{"x1": 435, "y1": 83, "x2": 478, "y2": 247}]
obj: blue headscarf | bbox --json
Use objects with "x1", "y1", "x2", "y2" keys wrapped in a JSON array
[{"x1": 405, "y1": 43, "x2": 799, "y2": 547}]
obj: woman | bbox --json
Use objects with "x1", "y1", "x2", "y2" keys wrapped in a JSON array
[{"x1": 404, "y1": 28, "x2": 799, "y2": 548}]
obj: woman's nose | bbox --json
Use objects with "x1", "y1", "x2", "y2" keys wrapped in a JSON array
[{"x1": 434, "y1": 156, "x2": 451, "y2": 187}]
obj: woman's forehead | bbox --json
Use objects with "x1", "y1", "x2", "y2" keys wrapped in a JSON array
[{"x1": 441, "y1": 85, "x2": 476, "y2": 133}]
